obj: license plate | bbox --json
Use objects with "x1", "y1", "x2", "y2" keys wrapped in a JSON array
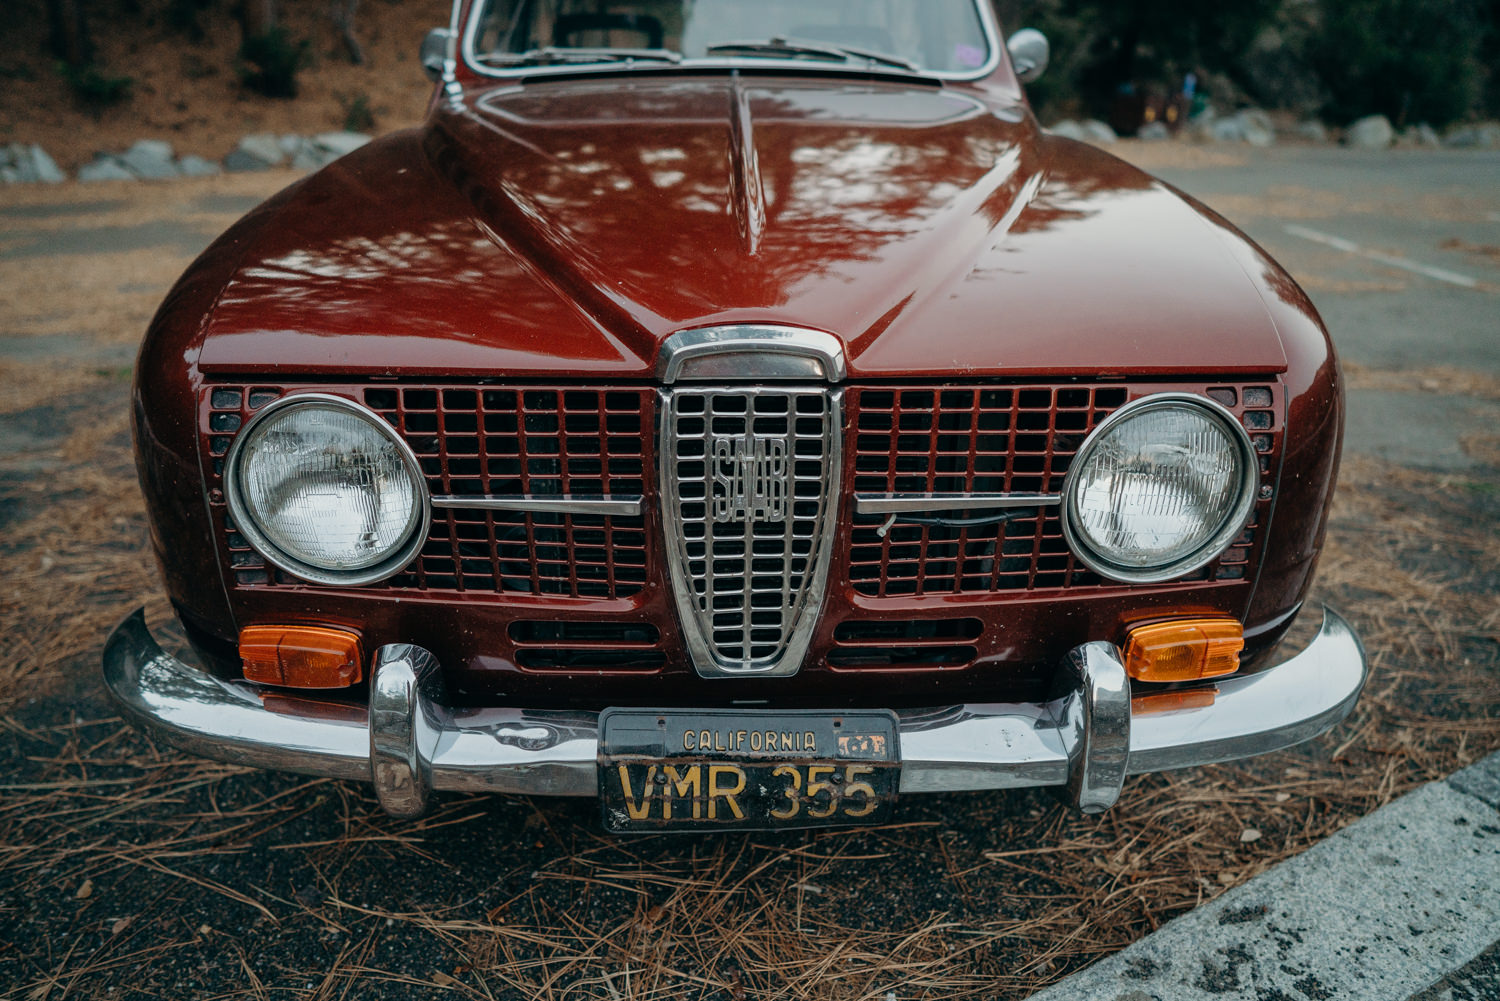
[{"x1": 598, "y1": 709, "x2": 900, "y2": 832}]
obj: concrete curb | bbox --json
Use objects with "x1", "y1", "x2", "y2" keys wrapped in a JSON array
[{"x1": 1029, "y1": 752, "x2": 1500, "y2": 1001}]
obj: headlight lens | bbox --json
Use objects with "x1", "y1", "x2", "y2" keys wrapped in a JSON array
[
  {"x1": 226, "y1": 396, "x2": 428, "y2": 584},
  {"x1": 1063, "y1": 395, "x2": 1257, "y2": 583}
]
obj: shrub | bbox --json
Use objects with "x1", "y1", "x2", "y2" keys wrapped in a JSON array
[
  {"x1": 59, "y1": 62, "x2": 133, "y2": 113},
  {"x1": 341, "y1": 91, "x2": 375, "y2": 133},
  {"x1": 239, "y1": 26, "x2": 310, "y2": 99},
  {"x1": 1308, "y1": 0, "x2": 1482, "y2": 127}
]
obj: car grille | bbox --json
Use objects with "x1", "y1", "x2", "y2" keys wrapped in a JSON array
[
  {"x1": 203, "y1": 379, "x2": 1279, "y2": 673},
  {"x1": 205, "y1": 384, "x2": 653, "y2": 601},
  {"x1": 659, "y1": 387, "x2": 839, "y2": 676},
  {"x1": 844, "y1": 383, "x2": 1275, "y2": 597}
]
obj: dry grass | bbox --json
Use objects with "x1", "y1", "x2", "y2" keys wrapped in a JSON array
[{"x1": 2, "y1": 410, "x2": 1495, "y2": 999}]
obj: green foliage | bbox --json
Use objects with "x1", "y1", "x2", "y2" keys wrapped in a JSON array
[
  {"x1": 341, "y1": 91, "x2": 375, "y2": 132},
  {"x1": 1310, "y1": 0, "x2": 1483, "y2": 127},
  {"x1": 1006, "y1": 0, "x2": 1495, "y2": 124},
  {"x1": 1009, "y1": 0, "x2": 1281, "y2": 118},
  {"x1": 58, "y1": 62, "x2": 134, "y2": 113},
  {"x1": 239, "y1": 26, "x2": 311, "y2": 99}
]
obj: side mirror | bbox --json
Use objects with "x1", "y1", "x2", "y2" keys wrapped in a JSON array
[
  {"x1": 421, "y1": 27, "x2": 454, "y2": 82},
  {"x1": 1007, "y1": 28, "x2": 1049, "y2": 85}
]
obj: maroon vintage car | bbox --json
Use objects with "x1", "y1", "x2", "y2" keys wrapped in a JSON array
[{"x1": 104, "y1": 0, "x2": 1366, "y2": 830}]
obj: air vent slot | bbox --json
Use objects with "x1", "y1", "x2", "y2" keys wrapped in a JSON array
[{"x1": 829, "y1": 618, "x2": 982, "y2": 671}]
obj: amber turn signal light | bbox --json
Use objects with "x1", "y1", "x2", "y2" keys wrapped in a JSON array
[
  {"x1": 1123, "y1": 618, "x2": 1243, "y2": 683},
  {"x1": 239, "y1": 626, "x2": 364, "y2": 689}
]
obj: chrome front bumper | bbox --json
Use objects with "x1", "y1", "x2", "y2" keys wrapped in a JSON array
[{"x1": 102, "y1": 606, "x2": 1367, "y2": 818}]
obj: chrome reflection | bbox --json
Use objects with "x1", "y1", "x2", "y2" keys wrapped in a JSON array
[{"x1": 103, "y1": 606, "x2": 1365, "y2": 817}]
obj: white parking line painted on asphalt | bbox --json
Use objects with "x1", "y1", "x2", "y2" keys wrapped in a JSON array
[
  {"x1": 1029, "y1": 752, "x2": 1500, "y2": 1001},
  {"x1": 1285, "y1": 223, "x2": 1482, "y2": 289}
]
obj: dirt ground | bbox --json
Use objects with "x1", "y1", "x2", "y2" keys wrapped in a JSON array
[
  {"x1": 0, "y1": 162, "x2": 1496, "y2": 999},
  {"x1": 1, "y1": 0, "x2": 449, "y2": 171}
]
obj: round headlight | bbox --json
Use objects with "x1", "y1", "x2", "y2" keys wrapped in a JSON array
[
  {"x1": 225, "y1": 394, "x2": 429, "y2": 585},
  {"x1": 1062, "y1": 393, "x2": 1257, "y2": 584}
]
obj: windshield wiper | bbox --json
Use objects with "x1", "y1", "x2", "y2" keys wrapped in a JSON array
[
  {"x1": 488, "y1": 46, "x2": 683, "y2": 67},
  {"x1": 706, "y1": 36, "x2": 918, "y2": 72}
]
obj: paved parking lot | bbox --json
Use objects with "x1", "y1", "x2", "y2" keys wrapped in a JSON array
[{"x1": 0, "y1": 144, "x2": 1496, "y2": 999}]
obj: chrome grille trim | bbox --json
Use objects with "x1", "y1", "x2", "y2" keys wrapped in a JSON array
[
  {"x1": 431, "y1": 495, "x2": 643, "y2": 516},
  {"x1": 853, "y1": 493, "x2": 1062, "y2": 514},
  {"x1": 660, "y1": 386, "x2": 842, "y2": 678}
]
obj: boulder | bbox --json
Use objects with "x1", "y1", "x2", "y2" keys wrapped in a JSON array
[
  {"x1": 27, "y1": 144, "x2": 66, "y2": 183},
  {"x1": 1443, "y1": 122, "x2": 1500, "y2": 148},
  {"x1": 176, "y1": 154, "x2": 222, "y2": 177},
  {"x1": 5, "y1": 143, "x2": 67, "y2": 183},
  {"x1": 3, "y1": 143, "x2": 65, "y2": 183},
  {"x1": 1238, "y1": 109, "x2": 1276, "y2": 147},
  {"x1": 1080, "y1": 119, "x2": 1118, "y2": 143},
  {"x1": 291, "y1": 146, "x2": 329, "y2": 170},
  {"x1": 1211, "y1": 116, "x2": 1246, "y2": 143},
  {"x1": 119, "y1": 139, "x2": 179, "y2": 179},
  {"x1": 312, "y1": 131, "x2": 372, "y2": 157},
  {"x1": 77, "y1": 156, "x2": 136, "y2": 182},
  {"x1": 1137, "y1": 121, "x2": 1171, "y2": 141},
  {"x1": 226, "y1": 132, "x2": 286, "y2": 171},
  {"x1": 1347, "y1": 115, "x2": 1395, "y2": 149},
  {"x1": 1048, "y1": 119, "x2": 1086, "y2": 142},
  {"x1": 1396, "y1": 123, "x2": 1441, "y2": 148},
  {"x1": 1296, "y1": 120, "x2": 1329, "y2": 143}
]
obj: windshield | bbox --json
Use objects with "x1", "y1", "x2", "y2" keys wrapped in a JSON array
[{"x1": 469, "y1": 0, "x2": 995, "y2": 76}]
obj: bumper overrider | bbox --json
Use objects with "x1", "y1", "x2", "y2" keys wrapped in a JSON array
[{"x1": 102, "y1": 606, "x2": 1366, "y2": 819}]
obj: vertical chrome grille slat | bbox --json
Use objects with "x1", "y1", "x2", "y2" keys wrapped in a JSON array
[{"x1": 660, "y1": 386, "x2": 842, "y2": 678}]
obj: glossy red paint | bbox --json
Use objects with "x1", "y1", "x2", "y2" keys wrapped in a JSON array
[
  {"x1": 133, "y1": 28, "x2": 1342, "y2": 708},
  {"x1": 197, "y1": 76, "x2": 1287, "y2": 379}
]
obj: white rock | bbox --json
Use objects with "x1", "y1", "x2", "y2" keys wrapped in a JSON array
[
  {"x1": 1080, "y1": 119, "x2": 1118, "y2": 143},
  {"x1": 1446, "y1": 122, "x2": 1500, "y2": 148},
  {"x1": 1137, "y1": 121, "x2": 1171, "y2": 141},
  {"x1": 127, "y1": 139, "x2": 174, "y2": 162},
  {"x1": 291, "y1": 146, "x2": 328, "y2": 170},
  {"x1": 25, "y1": 144, "x2": 66, "y2": 183},
  {"x1": 1296, "y1": 119, "x2": 1329, "y2": 143},
  {"x1": 77, "y1": 156, "x2": 136, "y2": 182},
  {"x1": 176, "y1": 154, "x2": 222, "y2": 177},
  {"x1": 0, "y1": 165, "x2": 20, "y2": 184},
  {"x1": 1048, "y1": 119, "x2": 1086, "y2": 141},
  {"x1": 1238, "y1": 109, "x2": 1276, "y2": 147},
  {"x1": 119, "y1": 139, "x2": 179, "y2": 179},
  {"x1": 1347, "y1": 114, "x2": 1395, "y2": 149},
  {"x1": 277, "y1": 134, "x2": 305, "y2": 156},
  {"x1": 312, "y1": 131, "x2": 372, "y2": 157},
  {"x1": 230, "y1": 132, "x2": 286, "y2": 169},
  {"x1": 1211, "y1": 116, "x2": 1247, "y2": 143}
]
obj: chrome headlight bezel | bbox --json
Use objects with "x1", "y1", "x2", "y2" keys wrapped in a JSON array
[
  {"x1": 1061, "y1": 392, "x2": 1259, "y2": 585},
  {"x1": 224, "y1": 393, "x2": 431, "y2": 587}
]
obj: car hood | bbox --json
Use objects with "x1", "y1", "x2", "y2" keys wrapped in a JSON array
[{"x1": 198, "y1": 75, "x2": 1289, "y2": 378}]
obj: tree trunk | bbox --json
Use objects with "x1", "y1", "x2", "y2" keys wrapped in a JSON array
[{"x1": 47, "y1": 0, "x2": 92, "y2": 66}]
